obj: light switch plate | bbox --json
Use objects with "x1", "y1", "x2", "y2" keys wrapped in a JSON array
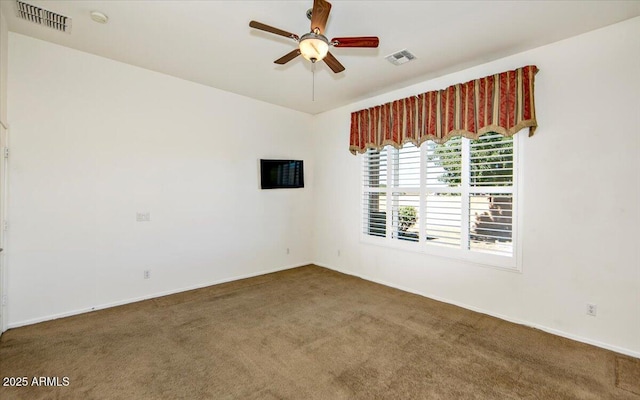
[{"x1": 136, "y1": 212, "x2": 150, "y2": 222}]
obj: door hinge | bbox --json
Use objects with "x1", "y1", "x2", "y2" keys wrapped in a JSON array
[
  {"x1": 3, "y1": 221, "x2": 7, "y2": 231},
  {"x1": 3, "y1": 148, "x2": 8, "y2": 159}
]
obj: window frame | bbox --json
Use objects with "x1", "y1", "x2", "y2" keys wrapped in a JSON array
[{"x1": 360, "y1": 133, "x2": 524, "y2": 272}]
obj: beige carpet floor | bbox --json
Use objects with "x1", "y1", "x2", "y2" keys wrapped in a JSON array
[{"x1": 1, "y1": 265, "x2": 638, "y2": 399}]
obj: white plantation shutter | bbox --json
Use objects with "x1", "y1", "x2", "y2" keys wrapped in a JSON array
[
  {"x1": 468, "y1": 134, "x2": 514, "y2": 256},
  {"x1": 362, "y1": 132, "x2": 518, "y2": 268},
  {"x1": 363, "y1": 148, "x2": 387, "y2": 187},
  {"x1": 425, "y1": 137, "x2": 462, "y2": 188},
  {"x1": 470, "y1": 133, "x2": 514, "y2": 187},
  {"x1": 363, "y1": 148, "x2": 387, "y2": 237},
  {"x1": 425, "y1": 193, "x2": 462, "y2": 247},
  {"x1": 391, "y1": 144, "x2": 420, "y2": 242},
  {"x1": 469, "y1": 194, "x2": 513, "y2": 254},
  {"x1": 425, "y1": 137, "x2": 462, "y2": 247},
  {"x1": 393, "y1": 144, "x2": 421, "y2": 188}
]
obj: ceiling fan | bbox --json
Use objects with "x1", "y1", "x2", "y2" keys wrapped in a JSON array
[{"x1": 249, "y1": 0, "x2": 379, "y2": 73}]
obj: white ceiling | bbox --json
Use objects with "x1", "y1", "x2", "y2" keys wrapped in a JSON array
[{"x1": 2, "y1": 0, "x2": 639, "y2": 115}]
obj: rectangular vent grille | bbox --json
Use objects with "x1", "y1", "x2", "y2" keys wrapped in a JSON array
[
  {"x1": 385, "y1": 49, "x2": 416, "y2": 66},
  {"x1": 16, "y1": 0, "x2": 71, "y2": 33}
]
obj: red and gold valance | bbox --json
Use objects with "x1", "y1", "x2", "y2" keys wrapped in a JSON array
[{"x1": 349, "y1": 65, "x2": 538, "y2": 155}]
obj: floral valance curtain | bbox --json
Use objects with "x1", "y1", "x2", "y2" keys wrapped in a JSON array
[{"x1": 349, "y1": 65, "x2": 538, "y2": 155}]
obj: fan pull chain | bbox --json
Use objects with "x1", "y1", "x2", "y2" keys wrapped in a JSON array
[{"x1": 312, "y1": 62, "x2": 316, "y2": 102}]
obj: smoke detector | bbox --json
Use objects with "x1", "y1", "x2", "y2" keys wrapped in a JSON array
[
  {"x1": 385, "y1": 49, "x2": 416, "y2": 66},
  {"x1": 90, "y1": 11, "x2": 108, "y2": 24},
  {"x1": 15, "y1": 0, "x2": 71, "y2": 33}
]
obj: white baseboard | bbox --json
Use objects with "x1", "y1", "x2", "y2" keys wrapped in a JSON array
[
  {"x1": 8, "y1": 260, "x2": 639, "y2": 359},
  {"x1": 7, "y1": 262, "x2": 311, "y2": 329},
  {"x1": 316, "y1": 262, "x2": 640, "y2": 359}
]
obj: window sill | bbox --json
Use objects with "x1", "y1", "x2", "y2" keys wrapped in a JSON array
[{"x1": 359, "y1": 234, "x2": 521, "y2": 272}]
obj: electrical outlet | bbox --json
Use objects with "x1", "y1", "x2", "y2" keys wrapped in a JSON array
[
  {"x1": 144, "y1": 270, "x2": 151, "y2": 279},
  {"x1": 586, "y1": 303, "x2": 597, "y2": 316},
  {"x1": 338, "y1": 250, "x2": 341, "y2": 257},
  {"x1": 286, "y1": 248, "x2": 290, "y2": 255},
  {"x1": 1, "y1": 295, "x2": 7, "y2": 306}
]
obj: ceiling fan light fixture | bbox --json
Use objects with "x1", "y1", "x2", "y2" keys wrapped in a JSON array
[
  {"x1": 299, "y1": 32, "x2": 329, "y2": 62},
  {"x1": 249, "y1": 0, "x2": 378, "y2": 73}
]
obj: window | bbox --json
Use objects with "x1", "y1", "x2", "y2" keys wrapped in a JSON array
[{"x1": 362, "y1": 133, "x2": 518, "y2": 269}]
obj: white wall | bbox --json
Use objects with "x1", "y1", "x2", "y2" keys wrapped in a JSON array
[
  {"x1": 312, "y1": 17, "x2": 640, "y2": 356},
  {"x1": 5, "y1": 17, "x2": 639, "y2": 357},
  {"x1": 0, "y1": 7, "x2": 6, "y2": 124},
  {"x1": 7, "y1": 33, "x2": 314, "y2": 326},
  {"x1": 0, "y1": 6, "x2": 8, "y2": 333}
]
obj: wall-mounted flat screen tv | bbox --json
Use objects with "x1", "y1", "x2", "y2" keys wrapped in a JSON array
[{"x1": 260, "y1": 159, "x2": 304, "y2": 189}]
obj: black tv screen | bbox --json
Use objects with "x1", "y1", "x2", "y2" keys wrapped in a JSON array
[{"x1": 260, "y1": 159, "x2": 304, "y2": 189}]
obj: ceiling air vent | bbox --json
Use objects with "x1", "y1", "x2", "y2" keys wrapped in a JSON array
[
  {"x1": 385, "y1": 49, "x2": 416, "y2": 66},
  {"x1": 16, "y1": 0, "x2": 71, "y2": 33}
]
